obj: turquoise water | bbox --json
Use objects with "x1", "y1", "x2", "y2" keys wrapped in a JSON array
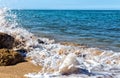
[{"x1": 12, "y1": 10, "x2": 120, "y2": 52}]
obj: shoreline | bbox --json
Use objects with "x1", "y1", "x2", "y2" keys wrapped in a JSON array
[
  {"x1": 0, "y1": 41, "x2": 87, "y2": 78},
  {"x1": 0, "y1": 37, "x2": 120, "y2": 78},
  {"x1": 34, "y1": 32, "x2": 120, "y2": 52}
]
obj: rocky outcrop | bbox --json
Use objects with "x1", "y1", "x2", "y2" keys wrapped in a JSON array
[
  {"x1": 0, "y1": 32, "x2": 15, "y2": 49},
  {"x1": 0, "y1": 32, "x2": 27, "y2": 52},
  {"x1": 0, "y1": 32, "x2": 25, "y2": 66},
  {"x1": 0, "y1": 49, "x2": 24, "y2": 66}
]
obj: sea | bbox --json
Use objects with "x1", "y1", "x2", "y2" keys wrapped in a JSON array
[
  {"x1": 11, "y1": 10, "x2": 120, "y2": 52},
  {"x1": 1, "y1": 8, "x2": 120, "y2": 78}
]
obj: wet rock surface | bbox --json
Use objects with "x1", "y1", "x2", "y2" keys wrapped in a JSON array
[
  {"x1": 37, "y1": 39, "x2": 45, "y2": 44},
  {"x1": 0, "y1": 49, "x2": 24, "y2": 66},
  {"x1": 0, "y1": 32, "x2": 25, "y2": 66},
  {"x1": 0, "y1": 32, "x2": 15, "y2": 49}
]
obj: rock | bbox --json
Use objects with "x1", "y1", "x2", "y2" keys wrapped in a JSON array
[
  {"x1": 0, "y1": 32, "x2": 27, "y2": 52},
  {"x1": 0, "y1": 49, "x2": 24, "y2": 66},
  {"x1": 37, "y1": 39, "x2": 44, "y2": 44},
  {"x1": 0, "y1": 32, "x2": 15, "y2": 49},
  {"x1": 13, "y1": 39, "x2": 24, "y2": 48},
  {"x1": 16, "y1": 49, "x2": 27, "y2": 57},
  {"x1": 59, "y1": 53, "x2": 79, "y2": 75}
]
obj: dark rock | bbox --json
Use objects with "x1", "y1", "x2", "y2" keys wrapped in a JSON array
[
  {"x1": 0, "y1": 49, "x2": 24, "y2": 66},
  {"x1": 37, "y1": 39, "x2": 44, "y2": 44},
  {"x1": 16, "y1": 49, "x2": 27, "y2": 57},
  {"x1": 0, "y1": 32, "x2": 15, "y2": 49}
]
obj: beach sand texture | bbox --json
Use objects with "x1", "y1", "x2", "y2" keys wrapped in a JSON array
[{"x1": 0, "y1": 61, "x2": 41, "y2": 78}]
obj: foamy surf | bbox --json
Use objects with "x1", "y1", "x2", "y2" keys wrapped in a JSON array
[{"x1": 0, "y1": 8, "x2": 120, "y2": 78}]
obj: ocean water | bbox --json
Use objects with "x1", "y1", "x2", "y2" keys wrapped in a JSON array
[
  {"x1": 12, "y1": 10, "x2": 120, "y2": 52},
  {"x1": 1, "y1": 8, "x2": 120, "y2": 78}
]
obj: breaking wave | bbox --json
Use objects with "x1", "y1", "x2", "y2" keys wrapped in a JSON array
[{"x1": 0, "y1": 8, "x2": 120, "y2": 78}]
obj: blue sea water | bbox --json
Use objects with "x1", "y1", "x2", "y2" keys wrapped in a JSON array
[{"x1": 12, "y1": 10, "x2": 120, "y2": 52}]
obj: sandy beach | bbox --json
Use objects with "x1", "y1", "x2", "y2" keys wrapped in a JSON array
[{"x1": 0, "y1": 61, "x2": 41, "y2": 78}]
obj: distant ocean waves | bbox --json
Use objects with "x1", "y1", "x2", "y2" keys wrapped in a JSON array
[{"x1": 12, "y1": 10, "x2": 120, "y2": 52}]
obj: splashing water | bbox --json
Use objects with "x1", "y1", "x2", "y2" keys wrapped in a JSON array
[{"x1": 1, "y1": 8, "x2": 120, "y2": 78}]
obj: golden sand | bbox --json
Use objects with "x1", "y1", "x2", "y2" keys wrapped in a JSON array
[{"x1": 0, "y1": 61, "x2": 42, "y2": 78}]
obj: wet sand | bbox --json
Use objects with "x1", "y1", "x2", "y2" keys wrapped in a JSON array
[{"x1": 0, "y1": 41, "x2": 85, "y2": 78}]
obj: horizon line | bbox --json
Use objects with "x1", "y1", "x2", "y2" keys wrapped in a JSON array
[{"x1": 10, "y1": 8, "x2": 120, "y2": 10}]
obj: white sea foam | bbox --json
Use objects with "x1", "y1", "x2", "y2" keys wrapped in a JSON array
[{"x1": 0, "y1": 8, "x2": 120, "y2": 78}]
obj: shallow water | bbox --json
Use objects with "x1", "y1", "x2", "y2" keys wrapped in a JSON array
[{"x1": 11, "y1": 10, "x2": 120, "y2": 52}]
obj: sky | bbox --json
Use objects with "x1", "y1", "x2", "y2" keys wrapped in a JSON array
[{"x1": 0, "y1": 0, "x2": 120, "y2": 10}]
